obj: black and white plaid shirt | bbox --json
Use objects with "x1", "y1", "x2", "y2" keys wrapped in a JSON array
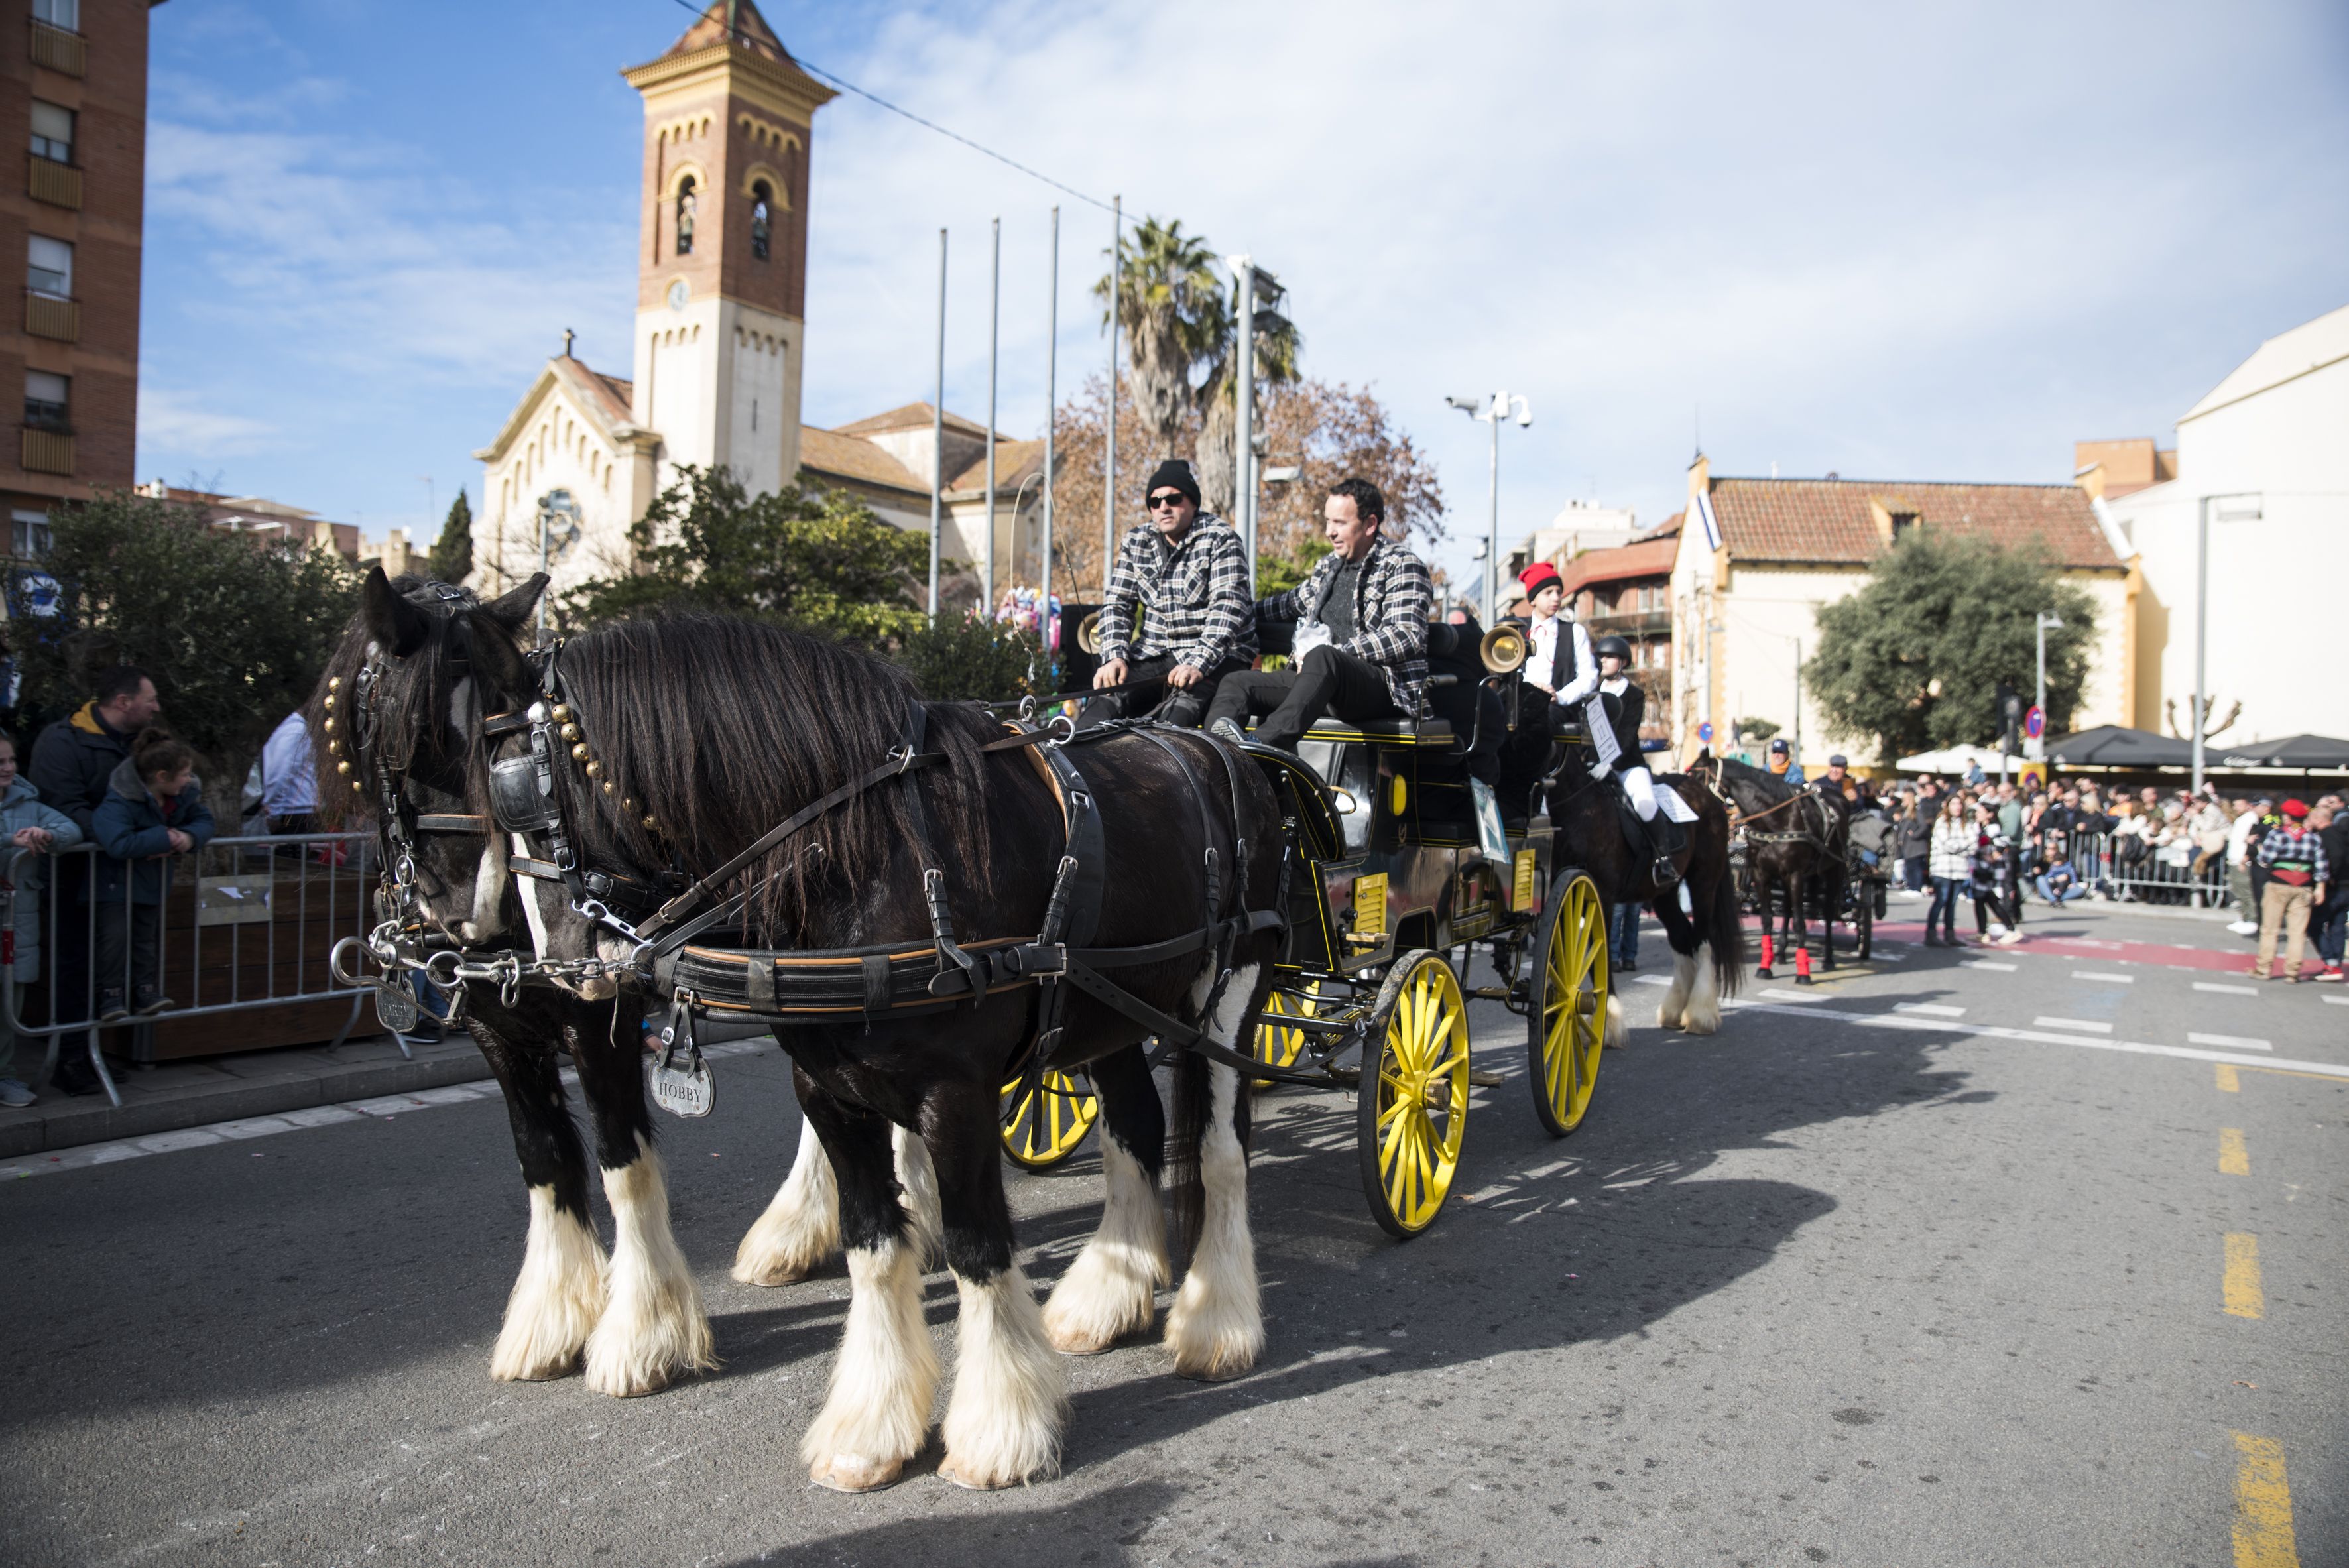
[
  {"x1": 1258, "y1": 535, "x2": 1433, "y2": 716},
  {"x1": 1096, "y1": 514, "x2": 1258, "y2": 671}
]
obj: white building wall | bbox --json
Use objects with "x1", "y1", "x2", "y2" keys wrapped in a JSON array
[
  {"x1": 2104, "y1": 351, "x2": 2348, "y2": 745},
  {"x1": 480, "y1": 388, "x2": 638, "y2": 603}
]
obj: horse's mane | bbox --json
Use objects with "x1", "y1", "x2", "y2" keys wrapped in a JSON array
[
  {"x1": 1715, "y1": 753, "x2": 1799, "y2": 805},
  {"x1": 548, "y1": 613, "x2": 994, "y2": 938}
]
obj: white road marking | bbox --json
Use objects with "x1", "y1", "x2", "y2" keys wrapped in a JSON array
[
  {"x1": 1717, "y1": 998, "x2": 2349, "y2": 1079},
  {"x1": 0, "y1": 1038, "x2": 772, "y2": 1181},
  {"x1": 1895, "y1": 1003, "x2": 1966, "y2": 1018},
  {"x1": 2035, "y1": 1017, "x2": 2114, "y2": 1034},
  {"x1": 2195, "y1": 981, "x2": 2258, "y2": 996},
  {"x1": 1964, "y1": 961, "x2": 2018, "y2": 972},
  {"x1": 1758, "y1": 987, "x2": 1827, "y2": 1003},
  {"x1": 2189, "y1": 1032, "x2": 2273, "y2": 1052},
  {"x1": 2072, "y1": 970, "x2": 2134, "y2": 983},
  {"x1": 2328, "y1": 995, "x2": 2349, "y2": 1007},
  {"x1": 1632, "y1": 975, "x2": 1670, "y2": 988}
]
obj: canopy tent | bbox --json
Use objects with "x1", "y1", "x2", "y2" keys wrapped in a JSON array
[
  {"x1": 2045, "y1": 725, "x2": 2193, "y2": 770},
  {"x1": 2206, "y1": 733, "x2": 2349, "y2": 772},
  {"x1": 1891, "y1": 744, "x2": 2027, "y2": 775}
]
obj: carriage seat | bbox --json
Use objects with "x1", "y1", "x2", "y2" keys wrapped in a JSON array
[{"x1": 1301, "y1": 717, "x2": 1453, "y2": 747}]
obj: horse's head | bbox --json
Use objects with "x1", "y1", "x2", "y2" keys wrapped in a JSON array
[
  {"x1": 1709, "y1": 754, "x2": 1794, "y2": 818},
  {"x1": 312, "y1": 566, "x2": 546, "y2": 949}
]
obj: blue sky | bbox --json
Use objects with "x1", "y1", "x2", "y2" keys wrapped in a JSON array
[{"x1": 139, "y1": 0, "x2": 2349, "y2": 591}]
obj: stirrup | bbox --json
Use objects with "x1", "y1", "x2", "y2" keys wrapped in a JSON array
[{"x1": 1651, "y1": 854, "x2": 1682, "y2": 889}]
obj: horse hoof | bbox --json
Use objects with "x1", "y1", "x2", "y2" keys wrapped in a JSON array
[
  {"x1": 939, "y1": 1454, "x2": 1049, "y2": 1490},
  {"x1": 809, "y1": 1455, "x2": 905, "y2": 1493}
]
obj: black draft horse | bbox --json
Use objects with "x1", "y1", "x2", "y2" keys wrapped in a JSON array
[
  {"x1": 1689, "y1": 753, "x2": 1853, "y2": 975},
  {"x1": 318, "y1": 570, "x2": 1286, "y2": 1492},
  {"x1": 1539, "y1": 755, "x2": 1743, "y2": 1037}
]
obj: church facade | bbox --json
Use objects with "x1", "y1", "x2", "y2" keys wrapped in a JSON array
[{"x1": 473, "y1": 2, "x2": 1046, "y2": 609}]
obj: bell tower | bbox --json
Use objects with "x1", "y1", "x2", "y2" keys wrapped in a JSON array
[{"x1": 621, "y1": 1, "x2": 835, "y2": 500}]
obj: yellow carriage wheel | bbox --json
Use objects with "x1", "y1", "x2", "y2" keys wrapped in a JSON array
[
  {"x1": 1252, "y1": 981, "x2": 1324, "y2": 1087},
  {"x1": 1356, "y1": 951, "x2": 1471, "y2": 1240},
  {"x1": 999, "y1": 1069, "x2": 1099, "y2": 1170},
  {"x1": 1527, "y1": 870, "x2": 1609, "y2": 1137}
]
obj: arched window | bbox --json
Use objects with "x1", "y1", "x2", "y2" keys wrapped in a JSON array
[
  {"x1": 749, "y1": 180, "x2": 773, "y2": 261},
  {"x1": 675, "y1": 176, "x2": 697, "y2": 257}
]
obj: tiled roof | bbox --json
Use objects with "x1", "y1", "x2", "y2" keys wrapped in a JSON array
[
  {"x1": 1560, "y1": 536, "x2": 1679, "y2": 595},
  {"x1": 947, "y1": 438, "x2": 1046, "y2": 494},
  {"x1": 799, "y1": 427, "x2": 926, "y2": 495},
  {"x1": 1707, "y1": 477, "x2": 2120, "y2": 570},
  {"x1": 552, "y1": 356, "x2": 634, "y2": 430},
  {"x1": 835, "y1": 401, "x2": 999, "y2": 440},
  {"x1": 664, "y1": 0, "x2": 788, "y2": 60}
]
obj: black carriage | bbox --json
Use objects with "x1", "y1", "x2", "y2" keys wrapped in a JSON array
[{"x1": 1002, "y1": 650, "x2": 1616, "y2": 1242}]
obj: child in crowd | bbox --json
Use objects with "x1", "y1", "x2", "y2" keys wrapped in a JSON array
[
  {"x1": 0, "y1": 733, "x2": 81, "y2": 1106},
  {"x1": 91, "y1": 728, "x2": 213, "y2": 1022}
]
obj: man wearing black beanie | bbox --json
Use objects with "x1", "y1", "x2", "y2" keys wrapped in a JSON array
[{"x1": 1085, "y1": 459, "x2": 1257, "y2": 728}]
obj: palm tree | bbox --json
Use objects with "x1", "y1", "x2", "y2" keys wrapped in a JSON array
[{"x1": 1093, "y1": 217, "x2": 1228, "y2": 470}]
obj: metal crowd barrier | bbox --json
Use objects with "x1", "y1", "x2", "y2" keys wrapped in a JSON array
[
  {"x1": 1, "y1": 831, "x2": 388, "y2": 1108},
  {"x1": 2031, "y1": 829, "x2": 2232, "y2": 909}
]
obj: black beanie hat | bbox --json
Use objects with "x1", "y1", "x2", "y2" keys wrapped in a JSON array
[{"x1": 1144, "y1": 459, "x2": 1200, "y2": 508}]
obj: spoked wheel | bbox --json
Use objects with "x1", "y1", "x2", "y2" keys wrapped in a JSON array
[
  {"x1": 1253, "y1": 981, "x2": 1325, "y2": 1087},
  {"x1": 1357, "y1": 951, "x2": 1471, "y2": 1240},
  {"x1": 1527, "y1": 869, "x2": 1610, "y2": 1137},
  {"x1": 999, "y1": 1069, "x2": 1099, "y2": 1170}
]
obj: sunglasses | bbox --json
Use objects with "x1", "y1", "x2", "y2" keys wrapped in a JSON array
[{"x1": 1148, "y1": 492, "x2": 1189, "y2": 511}]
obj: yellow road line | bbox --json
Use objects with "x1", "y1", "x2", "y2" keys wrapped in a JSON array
[
  {"x1": 2236, "y1": 1064, "x2": 2349, "y2": 1085},
  {"x1": 2216, "y1": 1063, "x2": 2241, "y2": 1093},
  {"x1": 2230, "y1": 1431, "x2": 2299, "y2": 1568},
  {"x1": 2224, "y1": 1233, "x2": 2265, "y2": 1319},
  {"x1": 2220, "y1": 1128, "x2": 2250, "y2": 1176}
]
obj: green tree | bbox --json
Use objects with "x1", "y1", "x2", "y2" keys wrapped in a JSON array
[
  {"x1": 8, "y1": 489, "x2": 360, "y2": 823},
  {"x1": 427, "y1": 489, "x2": 473, "y2": 583},
  {"x1": 1805, "y1": 534, "x2": 2096, "y2": 766},
  {"x1": 566, "y1": 465, "x2": 925, "y2": 644},
  {"x1": 893, "y1": 614, "x2": 1045, "y2": 703}
]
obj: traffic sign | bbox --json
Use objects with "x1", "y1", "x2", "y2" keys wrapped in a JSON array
[
  {"x1": 2024, "y1": 705, "x2": 2045, "y2": 740},
  {"x1": 1697, "y1": 721, "x2": 1715, "y2": 744}
]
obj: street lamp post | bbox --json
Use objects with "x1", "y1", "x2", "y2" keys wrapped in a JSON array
[
  {"x1": 1042, "y1": 205, "x2": 1058, "y2": 646},
  {"x1": 532, "y1": 487, "x2": 581, "y2": 644},
  {"x1": 1230, "y1": 253, "x2": 1255, "y2": 588},
  {"x1": 2193, "y1": 492, "x2": 2264, "y2": 792},
  {"x1": 1446, "y1": 391, "x2": 1532, "y2": 625},
  {"x1": 2033, "y1": 611, "x2": 2064, "y2": 764}
]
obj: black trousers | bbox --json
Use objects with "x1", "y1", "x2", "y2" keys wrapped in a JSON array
[
  {"x1": 1205, "y1": 645, "x2": 1402, "y2": 752},
  {"x1": 1078, "y1": 652, "x2": 1248, "y2": 730},
  {"x1": 1496, "y1": 682, "x2": 1559, "y2": 825}
]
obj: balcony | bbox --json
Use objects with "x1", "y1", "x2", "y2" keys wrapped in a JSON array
[
  {"x1": 22, "y1": 427, "x2": 73, "y2": 475},
  {"x1": 25, "y1": 290, "x2": 77, "y2": 342},
  {"x1": 28, "y1": 153, "x2": 80, "y2": 209},
  {"x1": 29, "y1": 19, "x2": 83, "y2": 76},
  {"x1": 1586, "y1": 607, "x2": 1673, "y2": 637}
]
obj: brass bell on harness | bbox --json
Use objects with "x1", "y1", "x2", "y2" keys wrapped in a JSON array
[
  {"x1": 585, "y1": 760, "x2": 604, "y2": 780},
  {"x1": 622, "y1": 796, "x2": 636, "y2": 812},
  {"x1": 324, "y1": 739, "x2": 339, "y2": 756},
  {"x1": 551, "y1": 704, "x2": 573, "y2": 724},
  {"x1": 321, "y1": 717, "x2": 334, "y2": 733},
  {"x1": 336, "y1": 760, "x2": 351, "y2": 776},
  {"x1": 328, "y1": 676, "x2": 340, "y2": 690},
  {"x1": 601, "y1": 780, "x2": 615, "y2": 795},
  {"x1": 571, "y1": 742, "x2": 590, "y2": 762},
  {"x1": 322, "y1": 694, "x2": 334, "y2": 711},
  {"x1": 642, "y1": 815, "x2": 657, "y2": 831},
  {"x1": 560, "y1": 723, "x2": 581, "y2": 743}
]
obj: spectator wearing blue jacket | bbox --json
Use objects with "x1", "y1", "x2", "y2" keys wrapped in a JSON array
[
  {"x1": 0, "y1": 733, "x2": 81, "y2": 1106},
  {"x1": 90, "y1": 729, "x2": 213, "y2": 1021}
]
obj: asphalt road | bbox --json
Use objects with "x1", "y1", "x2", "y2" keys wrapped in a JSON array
[{"x1": 3, "y1": 899, "x2": 2342, "y2": 1567}]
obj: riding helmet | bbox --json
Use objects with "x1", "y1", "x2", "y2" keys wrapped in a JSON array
[{"x1": 1593, "y1": 634, "x2": 1633, "y2": 662}]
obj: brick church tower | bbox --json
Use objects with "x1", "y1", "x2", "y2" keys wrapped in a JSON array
[{"x1": 619, "y1": 1, "x2": 834, "y2": 499}]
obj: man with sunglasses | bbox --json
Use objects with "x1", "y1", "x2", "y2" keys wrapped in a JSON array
[{"x1": 1085, "y1": 459, "x2": 1257, "y2": 728}]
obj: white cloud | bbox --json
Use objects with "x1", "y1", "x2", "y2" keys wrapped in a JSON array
[{"x1": 136, "y1": 385, "x2": 276, "y2": 462}]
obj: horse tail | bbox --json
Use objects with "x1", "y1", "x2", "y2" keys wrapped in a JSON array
[
  {"x1": 1709, "y1": 854, "x2": 1745, "y2": 1000},
  {"x1": 1166, "y1": 1047, "x2": 1210, "y2": 1271}
]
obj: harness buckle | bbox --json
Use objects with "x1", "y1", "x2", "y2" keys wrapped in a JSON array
[{"x1": 1020, "y1": 943, "x2": 1067, "y2": 978}]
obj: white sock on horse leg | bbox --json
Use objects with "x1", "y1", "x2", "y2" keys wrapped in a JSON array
[
  {"x1": 1683, "y1": 946, "x2": 1723, "y2": 1034},
  {"x1": 1657, "y1": 950, "x2": 1695, "y2": 1030},
  {"x1": 734, "y1": 1111, "x2": 841, "y2": 1286},
  {"x1": 1166, "y1": 987, "x2": 1265, "y2": 1381},
  {"x1": 894, "y1": 1122, "x2": 945, "y2": 1272},
  {"x1": 585, "y1": 1136, "x2": 716, "y2": 1398},
  {"x1": 939, "y1": 1262, "x2": 1069, "y2": 1489},
  {"x1": 1044, "y1": 1134, "x2": 1168, "y2": 1354},
  {"x1": 802, "y1": 1237, "x2": 940, "y2": 1492},
  {"x1": 491, "y1": 1183, "x2": 608, "y2": 1382}
]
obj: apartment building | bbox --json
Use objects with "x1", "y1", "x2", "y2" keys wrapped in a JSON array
[{"x1": 0, "y1": 0, "x2": 154, "y2": 559}]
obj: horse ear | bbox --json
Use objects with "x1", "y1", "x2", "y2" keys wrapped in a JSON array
[
  {"x1": 465, "y1": 603, "x2": 536, "y2": 697},
  {"x1": 479, "y1": 573, "x2": 548, "y2": 636},
  {"x1": 362, "y1": 566, "x2": 430, "y2": 658}
]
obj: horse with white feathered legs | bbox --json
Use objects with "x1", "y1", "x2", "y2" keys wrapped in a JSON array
[
  {"x1": 1537, "y1": 747, "x2": 1742, "y2": 1038},
  {"x1": 315, "y1": 569, "x2": 1285, "y2": 1492}
]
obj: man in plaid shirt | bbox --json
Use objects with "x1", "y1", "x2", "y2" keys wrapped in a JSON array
[
  {"x1": 1206, "y1": 477, "x2": 1432, "y2": 754},
  {"x1": 2251, "y1": 798, "x2": 2330, "y2": 981},
  {"x1": 1085, "y1": 459, "x2": 1258, "y2": 728}
]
